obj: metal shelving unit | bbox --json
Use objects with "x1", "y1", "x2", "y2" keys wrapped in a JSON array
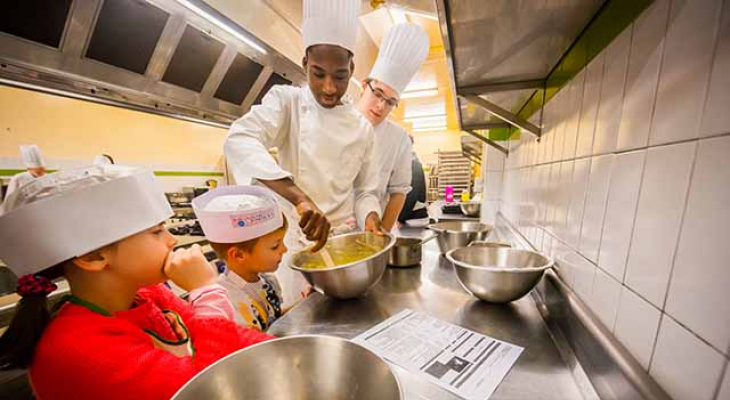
[{"x1": 436, "y1": 150, "x2": 471, "y2": 198}]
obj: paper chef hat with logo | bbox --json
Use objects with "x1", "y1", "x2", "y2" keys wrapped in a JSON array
[
  {"x1": 0, "y1": 165, "x2": 173, "y2": 276},
  {"x1": 192, "y1": 186, "x2": 284, "y2": 244}
]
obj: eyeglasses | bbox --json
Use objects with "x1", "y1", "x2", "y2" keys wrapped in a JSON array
[{"x1": 367, "y1": 81, "x2": 398, "y2": 109}]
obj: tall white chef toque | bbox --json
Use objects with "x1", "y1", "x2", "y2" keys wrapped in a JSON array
[
  {"x1": 19, "y1": 145, "x2": 45, "y2": 169},
  {"x1": 302, "y1": 0, "x2": 360, "y2": 53},
  {"x1": 369, "y1": 23, "x2": 430, "y2": 95},
  {"x1": 0, "y1": 165, "x2": 173, "y2": 276},
  {"x1": 193, "y1": 186, "x2": 284, "y2": 244}
]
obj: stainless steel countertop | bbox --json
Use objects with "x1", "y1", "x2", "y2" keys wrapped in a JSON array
[{"x1": 269, "y1": 229, "x2": 584, "y2": 400}]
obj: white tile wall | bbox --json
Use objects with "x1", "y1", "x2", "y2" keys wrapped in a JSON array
[
  {"x1": 484, "y1": 171, "x2": 504, "y2": 200},
  {"x1": 593, "y1": 27, "x2": 631, "y2": 156},
  {"x1": 624, "y1": 142, "x2": 696, "y2": 307},
  {"x1": 553, "y1": 161, "x2": 574, "y2": 239},
  {"x1": 562, "y1": 71, "x2": 585, "y2": 160},
  {"x1": 565, "y1": 158, "x2": 591, "y2": 247},
  {"x1": 576, "y1": 53, "x2": 605, "y2": 157},
  {"x1": 701, "y1": 0, "x2": 730, "y2": 138},
  {"x1": 598, "y1": 150, "x2": 645, "y2": 281},
  {"x1": 579, "y1": 155, "x2": 613, "y2": 263},
  {"x1": 650, "y1": 316, "x2": 726, "y2": 400},
  {"x1": 497, "y1": 2, "x2": 730, "y2": 395},
  {"x1": 665, "y1": 136, "x2": 730, "y2": 354},
  {"x1": 589, "y1": 268, "x2": 622, "y2": 331},
  {"x1": 649, "y1": 0, "x2": 722, "y2": 145},
  {"x1": 616, "y1": 0, "x2": 669, "y2": 151},
  {"x1": 614, "y1": 287, "x2": 662, "y2": 369}
]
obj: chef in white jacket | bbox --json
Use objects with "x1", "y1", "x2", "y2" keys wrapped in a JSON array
[
  {"x1": 356, "y1": 23, "x2": 430, "y2": 231},
  {"x1": 5, "y1": 145, "x2": 47, "y2": 198},
  {"x1": 225, "y1": 0, "x2": 384, "y2": 254}
]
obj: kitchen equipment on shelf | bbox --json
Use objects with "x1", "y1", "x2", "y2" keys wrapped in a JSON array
[
  {"x1": 428, "y1": 221, "x2": 493, "y2": 253},
  {"x1": 446, "y1": 246, "x2": 553, "y2": 303},
  {"x1": 388, "y1": 233, "x2": 438, "y2": 267},
  {"x1": 459, "y1": 201, "x2": 481, "y2": 217},
  {"x1": 171, "y1": 335, "x2": 403, "y2": 400},
  {"x1": 290, "y1": 232, "x2": 395, "y2": 299}
]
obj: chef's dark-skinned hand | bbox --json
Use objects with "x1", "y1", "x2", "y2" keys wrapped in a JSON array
[
  {"x1": 364, "y1": 212, "x2": 386, "y2": 236},
  {"x1": 296, "y1": 200, "x2": 331, "y2": 252}
]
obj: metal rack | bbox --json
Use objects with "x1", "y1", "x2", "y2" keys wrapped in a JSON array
[{"x1": 436, "y1": 150, "x2": 472, "y2": 198}]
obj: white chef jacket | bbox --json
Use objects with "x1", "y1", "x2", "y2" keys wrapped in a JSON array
[
  {"x1": 2, "y1": 171, "x2": 36, "y2": 214},
  {"x1": 225, "y1": 85, "x2": 381, "y2": 229},
  {"x1": 5, "y1": 171, "x2": 35, "y2": 198},
  {"x1": 225, "y1": 85, "x2": 382, "y2": 307},
  {"x1": 372, "y1": 120, "x2": 413, "y2": 210}
]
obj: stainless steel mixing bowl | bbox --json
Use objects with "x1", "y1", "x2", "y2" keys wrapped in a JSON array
[
  {"x1": 459, "y1": 201, "x2": 481, "y2": 217},
  {"x1": 446, "y1": 246, "x2": 553, "y2": 303},
  {"x1": 468, "y1": 241, "x2": 512, "y2": 249},
  {"x1": 290, "y1": 232, "x2": 395, "y2": 299},
  {"x1": 171, "y1": 335, "x2": 403, "y2": 400},
  {"x1": 429, "y1": 221, "x2": 493, "y2": 253}
]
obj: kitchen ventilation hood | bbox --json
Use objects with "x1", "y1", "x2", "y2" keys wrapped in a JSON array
[{"x1": 0, "y1": 0, "x2": 305, "y2": 127}]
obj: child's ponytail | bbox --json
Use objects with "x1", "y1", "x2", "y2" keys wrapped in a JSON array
[{"x1": 0, "y1": 264, "x2": 64, "y2": 369}]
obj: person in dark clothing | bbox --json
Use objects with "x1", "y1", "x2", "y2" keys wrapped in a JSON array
[{"x1": 398, "y1": 146, "x2": 428, "y2": 223}]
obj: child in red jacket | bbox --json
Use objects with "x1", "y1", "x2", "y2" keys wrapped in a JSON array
[{"x1": 0, "y1": 165, "x2": 272, "y2": 400}]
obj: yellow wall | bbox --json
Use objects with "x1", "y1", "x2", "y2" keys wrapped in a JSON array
[
  {"x1": 412, "y1": 129, "x2": 463, "y2": 165},
  {"x1": 0, "y1": 85, "x2": 227, "y2": 169}
]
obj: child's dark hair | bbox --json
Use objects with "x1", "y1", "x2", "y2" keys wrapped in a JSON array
[
  {"x1": 0, "y1": 263, "x2": 65, "y2": 369},
  {"x1": 209, "y1": 217, "x2": 288, "y2": 260}
]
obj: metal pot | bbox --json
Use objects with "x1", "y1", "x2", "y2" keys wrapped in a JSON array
[
  {"x1": 428, "y1": 221, "x2": 494, "y2": 253},
  {"x1": 171, "y1": 335, "x2": 403, "y2": 400},
  {"x1": 388, "y1": 234, "x2": 438, "y2": 267},
  {"x1": 459, "y1": 201, "x2": 481, "y2": 217}
]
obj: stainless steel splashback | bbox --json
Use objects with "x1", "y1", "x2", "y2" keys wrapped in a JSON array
[{"x1": 0, "y1": 0, "x2": 306, "y2": 127}]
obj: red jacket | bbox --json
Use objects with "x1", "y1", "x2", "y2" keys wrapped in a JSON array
[{"x1": 29, "y1": 284, "x2": 273, "y2": 400}]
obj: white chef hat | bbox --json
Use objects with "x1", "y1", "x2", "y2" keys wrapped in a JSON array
[
  {"x1": 0, "y1": 165, "x2": 173, "y2": 276},
  {"x1": 20, "y1": 145, "x2": 45, "y2": 168},
  {"x1": 369, "y1": 23, "x2": 430, "y2": 95},
  {"x1": 193, "y1": 186, "x2": 283, "y2": 244},
  {"x1": 302, "y1": 0, "x2": 360, "y2": 53}
]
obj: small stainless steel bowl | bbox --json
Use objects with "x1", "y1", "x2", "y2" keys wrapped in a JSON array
[
  {"x1": 429, "y1": 221, "x2": 493, "y2": 253},
  {"x1": 446, "y1": 246, "x2": 553, "y2": 303},
  {"x1": 388, "y1": 237, "x2": 423, "y2": 267},
  {"x1": 459, "y1": 201, "x2": 481, "y2": 217},
  {"x1": 290, "y1": 232, "x2": 395, "y2": 299},
  {"x1": 172, "y1": 335, "x2": 403, "y2": 400}
]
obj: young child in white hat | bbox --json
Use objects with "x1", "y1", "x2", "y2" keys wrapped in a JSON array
[
  {"x1": 0, "y1": 165, "x2": 271, "y2": 400},
  {"x1": 193, "y1": 186, "x2": 291, "y2": 331}
]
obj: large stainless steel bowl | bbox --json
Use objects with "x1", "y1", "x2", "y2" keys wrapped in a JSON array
[
  {"x1": 172, "y1": 335, "x2": 403, "y2": 400},
  {"x1": 429, "y1": 221, "x2": 493, "y2": 253},
  {"x1": 459, "y1": 201, "x2": 481, "y2": 217},
  {"x1": 446, "y1": 246, "x2": 553, "y2": 303},
  {"x1": 291, "y1": 232, "x2": 395, "y2": 299}
]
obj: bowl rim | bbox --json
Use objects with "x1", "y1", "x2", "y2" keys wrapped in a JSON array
[
  {"x1": 428, "y1": 221, "x2": 493, "y2": 234},
  {"x1": 289, "y1": 231, "x2": 396, "y2": 273},
  {"x1": 170, "y1": 334, "x2": 404, "y2": 399},
  {"x1": 445, "y1": 247, "x2": 554, "y2": 273}
]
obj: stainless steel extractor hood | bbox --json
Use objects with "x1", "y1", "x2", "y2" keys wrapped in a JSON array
[{"x1": 0, "y1": 0, "x2": 306, "y2": 127}]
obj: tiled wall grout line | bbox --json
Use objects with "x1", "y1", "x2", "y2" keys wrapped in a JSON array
[
  {"x1": 621, "y1": 149, "x2": 648, "y2": 285},
  {"x1": 645, "y1": 0, "x2": 673, "y2": 146},
  {"x1": 647, "y1": 313, "x2": 665, "y2": 372},
  {"x1": 503, "y1": 130, "x2": 730, "y2": 173},
  {"x1": 696, "y1": 0, "x2": 726, "y2": 139},
  {"x1": 660, "y1": 142, "x2": 699, "y2": 311},
  {"x1": 712, "y1": 358, "x2": 729, "y2": 400}
]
